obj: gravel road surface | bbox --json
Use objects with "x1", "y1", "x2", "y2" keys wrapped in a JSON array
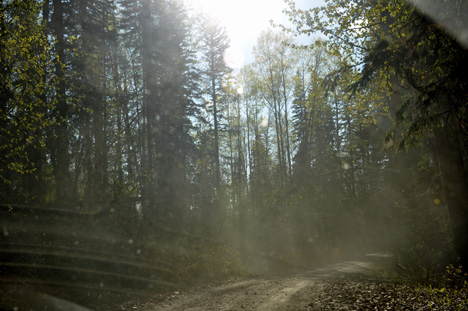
[{"x1": 133, "y1": 261, "x2": 378, "y2": 311}]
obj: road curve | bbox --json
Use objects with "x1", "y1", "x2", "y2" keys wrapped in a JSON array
[{"x1": 139, "y1": 260, "x2": 377, "y2": 311}]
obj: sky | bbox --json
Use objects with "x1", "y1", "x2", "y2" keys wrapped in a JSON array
[{"x1": 186, "y1": 0, "x2": 324, "y2": 68}]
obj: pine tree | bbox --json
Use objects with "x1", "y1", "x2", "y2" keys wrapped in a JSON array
[{"x1": 198, "y1": 13, "x2": 232, "y2": 190}]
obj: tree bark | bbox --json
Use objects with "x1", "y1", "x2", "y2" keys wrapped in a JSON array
[
  {"x1": 434, "y1": 124, "x2": 468, "y2": 270},
  {"x1": 52, "y1": 0, "x2": 71, "y2": 203}
]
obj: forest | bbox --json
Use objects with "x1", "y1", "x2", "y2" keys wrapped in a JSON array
[{"x1": 1, "y1": 0, "x2": 468, "y2": 307}]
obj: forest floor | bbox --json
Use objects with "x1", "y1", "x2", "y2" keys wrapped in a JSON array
[{"x1": 117, "y1": 256, "x2": 468, "y2": 311}]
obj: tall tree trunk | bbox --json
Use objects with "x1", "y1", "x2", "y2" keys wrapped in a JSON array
[
  {"x1": 141, "y1": 0, "x2": 155, "y2": 219},
  {"x1": 110, "y1": 51, "x2": 127, "y2": 199},
  {"x1": 52, "y1": 0, "x2": 71, "y2": 203},
  {"x1": 434, "y1": 124, "x2": 468, "y2": 270},
  {"x1": 212, "y1": 74, "x2": 220, "y2": 189},
  {"x1": 245, "y1": 97, "x2": 252, "y2": 188},
  {"x1": 281, "y1": 61, "x2": 292, "y2": 178},
  {"x1": 93, "y1": 58, "x2": 107, "y2": 205}
]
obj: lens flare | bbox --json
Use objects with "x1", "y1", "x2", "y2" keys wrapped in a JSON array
[{"x1": 224, "y1": 46, "x2": 245, "y2": 69}]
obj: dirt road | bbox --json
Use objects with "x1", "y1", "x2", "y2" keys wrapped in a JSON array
[{"x1": 135, "y1": 261, "x2": 378, "y2": 311}]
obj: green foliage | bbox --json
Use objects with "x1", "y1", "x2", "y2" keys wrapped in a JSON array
[
  {"x1": 283, "y1": 0, "x2": 468, "y2": 276},
  {"x1": 0, "y1": 0, "x2": 54, "y2": 198},
  {"x1": 283, "y1": 0, "x2": 468, "y2": 149},
  {"x1": 418, "y1": 282, "x2": 468, "y2": 310}
]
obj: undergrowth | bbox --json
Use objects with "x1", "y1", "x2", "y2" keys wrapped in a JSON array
[{"x1": 173, "y1": 237, "x2": 248, "y2": 285}]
